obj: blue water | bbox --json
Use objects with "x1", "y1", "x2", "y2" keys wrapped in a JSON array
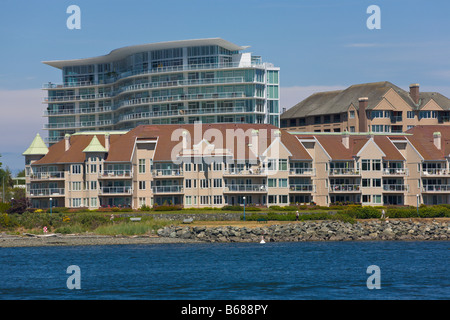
[{"x1": 0, "y1": 241, "x2": 448, "y2": 300}]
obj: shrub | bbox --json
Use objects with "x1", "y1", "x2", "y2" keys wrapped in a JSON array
[
  {"x1": 0, "y1": 213, "x2": 18, "y2": 229},
  {"x1": 153, "y1": 204, "x2": 183, "y2": 211},
  {"x1": 140, "y1": 205, "x2": 152, "y2": 211},
  {"x1": 221, "y1": 205, "x2": 243, "y2": 211},
  {"x1": 0, "y1": 202, "x2": 11, "y2": 213}
]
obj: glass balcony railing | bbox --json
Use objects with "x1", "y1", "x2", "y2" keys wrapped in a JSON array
[
  {"x1": 329, "y1": 184, "x2": 361, "y2": 192},
  {"x1": 289, "y1": 168, "x2": 316, "y2": 176},
  {"x1": 382, "y1": 184, "x2": 408, "y2": 192},
  {"x1": 421, "y1": 168, "x2": 449, "y2": 176},
  {"x1": 152, "y1": 169, "x2": 183, "y2": 177},
  {"x1": 421, "y1": 185, "x2": 450, "y2": 192},
  {"x1": 382, "y1": 168, "x2": 409, "y2": 175},
  {"x1": 44, "y1": 106, "x2": 112, "y2": 116},
  {"x1": 99, "y1": 186, "x2": 132, "y2": 194},
  {"x1": 98, "y1": 170, "x2": 133, "y2": 179},
  {"x1": 44, "y1": 120, "x2": 113, "y2": 129},
  {"x1": 30, "y1": 172, "x2": 65, "y2": 180},
  {"x1": 224, "y1": 184, "x2": 268, "y2": 192},
  {"x1": 28, "y1": 188, "x2": 65, "y2": 197},
  {"x1": 289, "y1": 184, "x2": 315, "y2": 192},
  {"x1": 42, "y1": 62, "x2": 269, "y2": 89},
  {"x1": 328, "y1": 168, "x2": 360, "y2": 175},
  {"x1": 152, "y1": 185, "x2": 184, "y2": 193}
]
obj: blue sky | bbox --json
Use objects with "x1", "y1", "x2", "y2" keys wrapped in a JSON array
[{"x1": 1, "y1": 0, "x2": 450, "y2": 173}]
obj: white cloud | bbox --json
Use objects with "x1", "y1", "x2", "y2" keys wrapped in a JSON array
[{"x1": 280, "y1": 85, "x2": 346, "y2": 111}]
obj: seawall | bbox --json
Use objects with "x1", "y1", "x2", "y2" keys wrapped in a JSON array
[{"x1": 157, "y1": 220, "x2": 449, "y2": 242}]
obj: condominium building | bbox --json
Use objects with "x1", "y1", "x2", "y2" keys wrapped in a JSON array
[
  {"x1": 280, "y1": 81, "x2": 450, "y2": 133},
  {"x1": 42, "y1": 38, "x2": 280, "y2": 145},
  {"x1": 23, "y1": 123, "x2": 450, "y2": 209}
]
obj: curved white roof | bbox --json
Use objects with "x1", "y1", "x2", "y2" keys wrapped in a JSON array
[{"x1": 42, "y1": 38, "x2": 249, "y2": 69}]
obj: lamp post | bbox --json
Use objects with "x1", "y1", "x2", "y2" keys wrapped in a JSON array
[
  {"x1": 243, "y1": 196, "x2": 246, "y2": 221},
  {"x1": 416, "y1": 194, "x2": 420, "y2": 217},
  {"x1": 50, "y1": 197, "x2": 53, "y2": 215}
]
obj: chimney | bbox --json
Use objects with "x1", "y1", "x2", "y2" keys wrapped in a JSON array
[
  {"x1": 64, "y1": 134, "x2": 71, "y2": 151},
  {"x1": 433, "y1": 132, "x2": 441, "y2": 150},
  {"x1": 410, "y1": 84, "x2": 420, "y2": 104},
  {"x1": 342, "y1": 131, "x2": 350, "y2": 149},
  {"x1": 358, "y1": 97, "x2": 368, "y2": 133},
  {"x1": 104, "y1": 133, "x2": 110, "y2": 152},
  {"x1": 282, "y1": 107, "x2": 286, "y2": 113}
]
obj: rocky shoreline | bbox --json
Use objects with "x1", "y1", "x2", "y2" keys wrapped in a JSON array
[
  {"x1": 1, "y1": 219, "x2": 448, "y2": 247},
  {"x1": 157, "y1": 219, "x2": 449, "y2": 242}
]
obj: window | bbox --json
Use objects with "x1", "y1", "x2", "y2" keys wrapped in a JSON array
[
  {"x1": 349, "y1": 126, "x2": 355, "y2": 132},
  {"x1": 267, "y1": 159, "x2": 276, "y2": 171},
  {"x1": 278, "y1": 195, "x2": 288, "y2": 204},
  {"x1": 268, "y1": 178, "x2": 277, "y2": 188},
  {"x1": 314, "y1": 116, "x2": 321, "y2": 124},
  {"x1": 373, "y1": 195, "x2": 382, "y2": 204},
  {"x1": 185, "y1": 196, "x2": 192, "y2": 205},
  {"x1": 139, "y1": 159, "x2": 146, "y2": 173},
  {"x1": 90, "y1": 164, "x2": 97, "y2": 173},
  {"x1": 139, "y1": 181, "x2": 146, "y2": 190},
  {"x1": 213, "y1": 178, "x2": 222, "y2": 188},
  {"x1": 200, "y1": 179, "x2": 209, "y2": 188},
  {"x1": 268, "y1": 195, "x2": 276, "y2": 204},
  {"x1": 362, "y1": 179, "x2": 370, "y2": 187},
  {"x1": 213, "y1": 195, "x2": 222, "y2": 205},
  {"x1": 372, "y1": 179, "x2": 381, "y2": 187},
  {"x1": 407, "y1": 111, "x2": 415, "y2": 119},
  {"x1": 90, "y1": 181, "x2": 97, "y2": 190},
  {"x1": 72, "y1": 198, "x2": 82, "y2": 207},
  {"x1": 139, "y1": 197, "x2": 146, "y2": 207},
  {"x1": 213, "y1": 162, "x2": 222, "y2": 171},
  {"x1": 349, "y1": 111, "x2": 355, "y2": 119},
  {"x1": 362, "y1": 195, "x2": 371, "y2": 203},
  {"x1": 90, "y1": 197, "x2": 97, "y2": 207},
  {"x1": 72, "y1": 181, "x2": 81, "y2": 191},
  {"x1": 200, "y1": 196, "x2": 210, "y2": 205},
  {"x1": 72, "y1": 164, "x2": 81, "y2": 174},
  {"x1": 362, "y1": 159, "x2": 370, "y2": 171},
  {"x1": 371, "y1": 125, "x2": 384, "y2": 132},
  {"x1": 185, "y1": 179, "x2": 192, "y2": 188},
  {"x1": 278, "y1": 179, "x2": 288, "y2": 188},
  {"x1": 371, "y1": 110, "x2": 384, "y2": 118},
  {"x1": 372, "y1": 160, "x2": 381, "y2": 171},
  {"x1": 185, "y1": 163, "x2": 191, "y2": 172},
  {"x1": 279, "y1": 159, "x2": 288, "y2": 171}
]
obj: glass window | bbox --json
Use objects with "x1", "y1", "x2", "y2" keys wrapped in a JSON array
[
  {"x1": 362, "y1": 159, "x2": 370, "y2": 171},
  {"x1": 139, "y1": 159, "x2": 146, "y2": 173}
]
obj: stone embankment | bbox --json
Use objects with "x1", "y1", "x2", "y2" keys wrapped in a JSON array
[{"x1": 157, "y1": 220, "x2": 449, "y2": 242}]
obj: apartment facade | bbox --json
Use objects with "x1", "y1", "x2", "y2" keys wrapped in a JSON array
[
  {"x1": 23, "y1": 124, "x2": 450, "y2": 209},
  {"x1": 280, "y1": 82, "x2": 450, "y2": 133},
  {"x1": 42, "y1": 38, "x2": 280, "y2": 145}
]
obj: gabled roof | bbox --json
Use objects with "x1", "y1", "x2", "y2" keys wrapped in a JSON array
[
  {"x1": 281, "y1": 81, "x2": 450, "y2": 119},
  {"x1": 23, "y1": 134, "x2": 48, "y2": 156},
  {"x1": 405, "y1": 125, "x2": 450, "y2": 160},
  {"x1": 83, "y1": 135, "x2": 107, "y2": 153},
  {"x1": 293, "y1": 133, "x2": 405, "y2": 161}
]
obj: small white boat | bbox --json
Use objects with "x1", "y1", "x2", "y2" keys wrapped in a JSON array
[{"x1": 260, "y1": 236, "x2": 266, "y2": 244}]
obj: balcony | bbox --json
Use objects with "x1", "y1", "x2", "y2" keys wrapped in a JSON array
[
  {"x1": 44, "y1": 106, "x2": 112, "y2": 116},
  {"x1": 382, "y1": 184, "x2": 408, "y2": 192},
  {"x1": 44, "y1": 119, "x2": 113, "y2": 130},
  {"x1": 289, "y1": 184, "x2": 315, "y2": 193},
  {"x1": 289, "y1": 168, "x2": 316, "y2": 176},
  {"x1": 328, "y1": 168, "x2": 360, "y2": 176},
  {"x1": 44, "y1": 93, "x2": 112, "y2": 103},
  {"x1": 224, "y1": 184, "x2": 268, "y2": 193},
  {"x1": 152, "y1": 185, "x2": 184, "y2": 194},
  {"x1": 98, "y1": 170, "x2": 133, "y2": 179},
  {"x1": 30, "y1": 171, "x2": 65, "y2": 180},
  {"x1": 421, "y1": 185, "x2": 450, "y2": 193},
  {"x1": 42, "y1": 62, "x2": 269, "y2": 89},
  {"x1": 223, "y1": 168, "x2": 266, "y2": 176},
  {"x1": 382, "y1": 168, "x2": 409, "y2": 176},
  {"x1": 152, "y1": 169, "x2": 183, "y2": 178},
  {"x1": 329, "y1": 184, "x2": 361, "y2": 192},
  {"x1": 99, "y1": 186, "x2": 132, "y2": 195},
  {"x1": 421, "y1": 169, "x2": 450, "y2": 176},
  {"x1": 28, "y1": 188, "x2": 65, "y2": 197}
]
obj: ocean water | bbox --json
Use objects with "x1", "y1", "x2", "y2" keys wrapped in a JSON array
[{"x1": 0, "y1": 241, "x2": 448, "y2": 300}]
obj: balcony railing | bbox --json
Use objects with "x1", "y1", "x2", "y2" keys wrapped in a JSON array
[
  {"x1": 224, "y1": 184, "x2": 268, "y2": 192},
  {"x1": 152, "y1": 185, "x2": 184, "y2": 193},
  {"x1": 289, "y1": 168, "x2": 316, "y2": 176},
  {"x1": 44, "y1": 106, "x2": 112, "y2": 116},
  {"x1": 329, "y1": 184, "x2": 361, "y2": 192},
  {"x1": 289, "y1": 184, "x2": 315, "y2": 192},
  {"x1": 421, "y1": 185, "x2": 450, "y2": 192},
  {"x1": 42, "y1": 62, "x2": 269, "y2": 89},
  {"x1": 152, "y1": 169, "x2": 183, "y2": 177},
  {"x1": 382, "y1": 184, "x2": 408, "y2": 192},
  {"x1": 328, "y1": 168, "x2": 360, "y2": 176},
  {"x1": 382, "y1": 168, "x2": 409, "y2": 176},
  {"x1": 44, "y1": 119, "x2": 113, "y2": 129},
  {"x1": 421, "y1": 169, "x2": 449, "y2": 176},
  {"x1": 99, "y1": 170, "x2": 133, "y2": 179},
  {"x1": 30, "y1": 171, "x2": 65, "y2": 180},
  {"x1": 223, "y1": 168, "x2": 267, "y2": 176},
  {"x1": 28, "y1": 188, "x2": 65, "y2": 197},
  {"x1": 99, "y1": 186, "x2": 132, "y2": 195},
  {"x1": 44, "y1": 93, "x2": 112, "y2": 103}
]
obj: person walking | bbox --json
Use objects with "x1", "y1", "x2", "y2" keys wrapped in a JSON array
[
  {"x1": 381, "y1": 209, "x2": 386, "y2": 219},
  {"x1": 296, "y1": 210, "x2": 299, "y2": 221}
]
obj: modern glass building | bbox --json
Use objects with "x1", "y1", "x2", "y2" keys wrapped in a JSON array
[{"x1": 42, "y1": 38, "x2": 280, "y2": 145}]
